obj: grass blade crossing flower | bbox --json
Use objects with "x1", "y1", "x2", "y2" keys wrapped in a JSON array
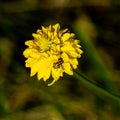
[{"x1": 23, "y1": 23, "x2": 83, "y2": 86}]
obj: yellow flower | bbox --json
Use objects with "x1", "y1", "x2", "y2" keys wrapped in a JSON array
[{"x1": 23, "y1": 23, "x2": 83, "y2": 86}]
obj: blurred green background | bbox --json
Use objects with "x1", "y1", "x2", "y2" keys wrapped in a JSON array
[{"x1": 0, "y1": 0, "x2": 120, "y2": 120}]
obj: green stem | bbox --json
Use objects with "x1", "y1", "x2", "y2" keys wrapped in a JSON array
[
  {"x1": 73, "y1": 71, "x2": 120, "y2": 105},
  {"x1": 74, "y1": 22, "x2": 117, "y2": 93}
]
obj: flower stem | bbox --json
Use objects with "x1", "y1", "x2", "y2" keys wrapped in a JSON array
[
  {"x1": 74, "y1": 20, "x2": 117, "y2": 93},
  {"x1": 73, "y1": 71, "x2": 120, "y2": 106}
]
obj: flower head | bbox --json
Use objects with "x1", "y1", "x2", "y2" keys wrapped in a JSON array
[{"x1": 23, "y1": 23, "x2": 83, "y2": 86}]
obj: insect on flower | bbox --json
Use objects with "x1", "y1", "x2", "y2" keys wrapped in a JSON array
[{"x1": 53, "y1": 57, "x2": 64, "y2": 69}]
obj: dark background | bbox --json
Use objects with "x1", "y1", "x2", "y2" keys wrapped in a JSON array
[{"x1": 0, "y1": 0, "x2": 120, "y2": 119}]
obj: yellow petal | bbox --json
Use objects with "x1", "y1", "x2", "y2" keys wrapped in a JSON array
[
  {"x1": 52, "y1": 68, "x2": 61, "y2": 81},
  {"x1": 30, "y1": 59, "x2": 46, "y2": 76},
  {"x1": 37, "y1": 56, "x2": 53, "y2": 81},
  {"x1": 61, "y1": 44, "x2": 75, "y2": 51},
  {"x1": 48, "y1": 79, "x2": 57, "y2": 86},
  {"x1": 23, "y1": 48, "x2": 32, "y2": 58},
  {"x1": 61, "y1": 52, "x2": 69, "y2": 62},
  {"x1": 37, "y1": 70, "x2": 44, "y2": 80},
  {"x1": 70, "y1": 59, "x2": 78, "y2": 69},
  {"x1": 62, "y1": 47, "x2": 79, "y2": 58},
  {"x1": 41, "y1": 26, "x2": 47, "y2": 32},
  {"x1": 23, "y1": 48, "x2": 41, "y2": 59},
  {"x1": 43, "y1": 67, "x2": 51, "y2": 81},
  {"x1": 53, "y1": 23, "x2": 60, "y2": 32},
  {"x1": 76, "y1": 48, "x2": 83, "y2": 55},
  {"x1": 68, "y1": 51, "x2": 79, "y2": 58},
  {"x1": 25, "y1": 40, "x2": 34, "y2": 47},
  {"x1": 32, "y1": 33, "x2": 40, "y2": 40},
  {"x1": 62, "y1": 33, "x2": 71, "y2": 42},
  {"x1": 25, "y1": 58, "x2": 36, "y2": 67},
  {"x1": 48, "y1": 25, "x2": 52, "y2": 30},
  {"x1": 63, "y1": 63, "x2": 73, "y2": 75},
  {"x1": 36, "y1": 29, "x2": 42, "y2": 34},
  {"x1": 62, "y1": 28, "x2": 68, "y2": 33},
  {"x1": 43, "y1": 59, "x2": 53, "y2": 81}
]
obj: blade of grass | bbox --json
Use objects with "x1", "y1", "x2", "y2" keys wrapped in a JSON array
[
  {"x1": 73, "y1": 71, "x2": 120, "y2": 106},
  {"x1": 74, "y1": 19, "x2": 117, "y2": 93}
]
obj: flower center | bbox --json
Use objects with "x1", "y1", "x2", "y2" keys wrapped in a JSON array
[
  {"x1": 39, "y1": 34, "x2": 62, "y2": 56},
  {"x1": 40, "y1": 37, "x2": 50, "y2": 51}
]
